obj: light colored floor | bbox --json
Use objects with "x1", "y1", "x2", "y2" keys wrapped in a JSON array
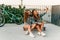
[{"x1": 0, "y1": 23, "x2": 60, "y2": 40}]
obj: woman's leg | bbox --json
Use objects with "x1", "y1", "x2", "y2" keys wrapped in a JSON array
[
  {"x1": 31, "y1": 24, "x2": 36, "y2": 30},
  {"x1": 24, "y1": 24, "x2": 35, "y2": 37},
  {"x1": 40, "y1": 22, "x2": 46, "y2": 36},
  {"x1": 24, "y1": 24, "x2": 31, "y2": 33},
  {"x1": 36, "y1": 25, "x2": 41, "y2": 32},
  {"x1": 23, "y1": 25, "x2": 30, "y2": 35},
  {"x1": 35, "y1": 24, "x2": 42, "y2": 35},
  {"x1": 40, "y1": 22, "x2": 44, "y2": 30}
]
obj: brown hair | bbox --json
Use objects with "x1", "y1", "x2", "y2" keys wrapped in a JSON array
[
  {"x1": 24, "y1": 9, "x2": 30, "y2": 22},
  {"x1": 32, "y1": 9, "x2": 40, "y2": 20}
]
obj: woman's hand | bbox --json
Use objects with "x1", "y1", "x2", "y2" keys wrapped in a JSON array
[
  {"x1": 45, "y1": 7, "x2": 49, "y2": 13},
  {"x1": 44, "y1": 7, "x2": 49, "y2": 13}
]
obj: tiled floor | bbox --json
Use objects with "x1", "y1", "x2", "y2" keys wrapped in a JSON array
[{"x1": 0, "y1": 23, "x2": 60, "y2": 40}]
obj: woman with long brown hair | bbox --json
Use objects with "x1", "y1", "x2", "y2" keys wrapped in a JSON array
[
  {"x1": 23, "y1": 9, "x2": 35, "y2": 37},
  {"x1": 31, "y1": 8, "x2": 48, "y2": 36}
]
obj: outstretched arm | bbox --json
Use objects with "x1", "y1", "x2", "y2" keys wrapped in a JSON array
[
  {"x1": 40, "y1": 13, "x2": 46, "y2": 18},
  {"x1": 40, "y1": 7, "x2": 49, "y2": 18}
]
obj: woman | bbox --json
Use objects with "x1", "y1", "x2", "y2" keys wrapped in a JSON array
[
  {"x1": 31, "y1": 8, "x2": 48, "y2": 36},
  {"x1": 23, "y1": 9, "x2": 35, "y2": 37}
]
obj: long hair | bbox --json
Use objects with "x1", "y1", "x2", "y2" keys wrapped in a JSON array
[
  {"x1": 24, "y1": 9, "x2": 30, "y2": 22},
  {"x1": 32, "y1": 9, "x2": 40, "y2": 20}
]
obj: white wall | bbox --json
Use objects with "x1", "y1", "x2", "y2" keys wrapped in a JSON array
[
  {"x1": 0, "y1": 0, "x2": 21, "y2": 5},
  {"x1": 0, "y1": 0, "x2": 60, "y2": 5},
  {"x1": 23, "y1": 0, "x2": 60, "y2": 5}
]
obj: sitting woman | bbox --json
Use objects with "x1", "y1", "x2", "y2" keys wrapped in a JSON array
[
  {"x1": 31, "y1": 8, "x2": 48, "y2": 36},
  {"x1": 23, "y1": 9, "x2": 35, "y2": 37}
]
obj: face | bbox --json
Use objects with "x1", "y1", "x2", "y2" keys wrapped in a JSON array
[
  {"x1": 27, "y1": 11, "x2": 31, "y2": 15},
  {"x1": 33, "y1": 10, "x2": 38, "y2": 15}
]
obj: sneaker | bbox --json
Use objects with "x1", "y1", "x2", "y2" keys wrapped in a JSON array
[
  {"x1": 41, "y1": 32, "x2": 46, "y2": 36},
  {"x1": 25, "y1": 31, "x2": 29, "y2": 35},
  {"x1": 37, "y1": 32, "x2": 41, "y2": 36},
  {"x1": 29, "y1": 32, "x2": 35, "y2": 38}
]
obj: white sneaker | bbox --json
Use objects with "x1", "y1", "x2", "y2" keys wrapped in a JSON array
[
  {"x1": 29, "y1": 32, "x2": 35, "y2": 38},
  {"x1": 41, "y1": 32, "x2": 46, "y2": 36},
  {"x1": 25, "y1": 31, "x2": 29, "y2": 35},
  {"x1": 37, "y1": 32, "x2": 41, "y2": 35}
]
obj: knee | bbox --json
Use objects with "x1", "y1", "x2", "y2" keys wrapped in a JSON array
[
  {"x1": 28, "y1": 25, "x2": 31, "y2": 29},
  {"x1": 23, "y1": 26, "x2": 27, "y2": 31},
  {"x1": 40, "y1": 22, "x2": 44, "y2": 26},
  {"x1": 42, "y1": 22, "x2": 44, "y2": 25},
  {"x1": 36, "y1": 25, "x2": 39, "y2": 28}
]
